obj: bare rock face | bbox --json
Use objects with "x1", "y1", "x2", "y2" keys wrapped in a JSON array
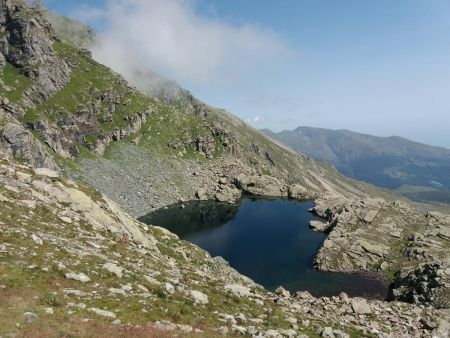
[
  {"x1": 0, "y1": 0, "x2": 70, "y2": 104},
  {"x1": 28, "y1": 107, "x2": 154, "y2": 158},
  {"x1": 1, "y1": 114, "x2": 58, "y2": 170}
]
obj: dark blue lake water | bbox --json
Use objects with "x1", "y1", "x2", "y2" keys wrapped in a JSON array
[{"x1": 140, "y1": 198, "x2": 388, "y2": 299}]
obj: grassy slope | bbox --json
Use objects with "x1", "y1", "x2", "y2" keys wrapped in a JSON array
[
  {"x1": 0, "y1": 62, "x2": 32, "y2": 104},
  {"x1": 24, "y1": 42, "x2": 152, "y2": 129}
]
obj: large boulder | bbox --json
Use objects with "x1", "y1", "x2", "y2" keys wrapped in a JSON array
[
  {"x1": 351, "y1": 298, "x2": 372, "y2": 314},
  {"x1": 288, "y1": 184, "x2": 307, "y2": 199},
  {"x1": 234, "y1": 174, "x2": 286, "y2": 197}
]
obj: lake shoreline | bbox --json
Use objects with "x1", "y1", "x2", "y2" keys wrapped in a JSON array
[{"x1": 141, "y1": 198, "x2": 390, "y2": 300}]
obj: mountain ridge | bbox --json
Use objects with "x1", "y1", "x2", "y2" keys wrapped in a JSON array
[{"x1": 262, "y1": 126, "x2": 450, "y2": 204}]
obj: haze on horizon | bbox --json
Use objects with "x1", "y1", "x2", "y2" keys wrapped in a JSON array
[{"x1": 43, "y1": 0, "x2": 450, "y2": 149}]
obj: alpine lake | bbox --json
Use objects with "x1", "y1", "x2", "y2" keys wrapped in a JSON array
[{"x1": 140, "y1": 198, "x2": 388, "y2": 299}]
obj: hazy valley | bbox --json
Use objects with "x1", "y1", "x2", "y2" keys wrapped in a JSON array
[{"x1": 262, "y1": 127, "x2": 450, "y2": 205}]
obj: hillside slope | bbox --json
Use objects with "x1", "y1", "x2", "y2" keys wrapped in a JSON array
[
  {"x1": 2, "y1": 142, "x2": 449, "y2": 337},
  {"x1": 262, "y1": 127, "x2": 450, "y2": 203}
]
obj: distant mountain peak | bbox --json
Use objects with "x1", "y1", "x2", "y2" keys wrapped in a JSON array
[{"x1": 262, "y1": 126, "x2": 450, "y2": 203}]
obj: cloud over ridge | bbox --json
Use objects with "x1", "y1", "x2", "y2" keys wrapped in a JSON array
[{"x1": 82, "y1": 0, "x2": 291, "y2": 86}]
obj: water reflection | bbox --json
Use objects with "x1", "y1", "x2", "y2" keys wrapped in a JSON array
[{"x1": 140, "y1": 198, "x2": 388, "y2": 299}]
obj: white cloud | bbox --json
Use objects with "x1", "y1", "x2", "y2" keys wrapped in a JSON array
[{"x1": 80, "y1": 0, "x2": 291, "y2": 86}]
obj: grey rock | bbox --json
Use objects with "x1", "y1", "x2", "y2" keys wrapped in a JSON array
[
  {"x1": 65, "y1": 272, "x2": 91, "y2": 283},
  {"x1": 2, "y1": 121, "x2": 58, "y2": 170},
  {"x1": 23, "y1": 312, "x2": 38, "y2": 323},
  {"x1": 351, "y1": 298, "x2": 372, "y2": 314},
  {"x1": 189, "y1": 290, "x2": 208, "y2": 305},
  {"x1": 288, "y1": 184, "x2": 307, "y2": 199},
  {"x1": 102, "y1": 262, "x2": 123, "y2": 278},
  {"x1": 89, "y1": 308, "x2": 116, "y2": 319},
  {"x1": 275, "y1": 286, "x2": 290, "y2": 298},
  {"x1": 234, "y1": 174, "x2": 285, "y2": 197}
]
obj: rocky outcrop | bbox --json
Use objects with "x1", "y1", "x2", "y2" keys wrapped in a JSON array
[
  {"x1": 27, "y1": 100, "x2": 154, "y2": 158},
  {"x1": 0, "y1": 109, "x2": 58, "y2": 169},
  {"x1": 214, "y1": 181, "x2": 241, "y2": 203},
  {"x1": 310, "y1": 193, "x2": 450, "y2": 309},
  {"x1": 234, "y1": 174, "x2": 287, "y2": 197},
  {"x1": 0, "y1": 0, "x2": 70, "y2": 106},
  {"x1": 94, "y1": 109, "x2": 154, "y2": 155},
  {"x1": 288, "y1": 183, "x2": 308, "y2": 199},
  {"x1": 389, "y1": 261, "x2": 450, "y2": 309}
]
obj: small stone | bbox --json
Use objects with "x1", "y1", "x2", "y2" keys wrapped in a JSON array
[
  {"x1": 109, "y1": 288, "x2": 126, "y2": 296},
  {"x1": 23, "y1": 312, "x2": 38, "y2": 323},
  {"x1": 144, "y1": 275, "x2": 161, "y2": 286},
  {"x1": 363, "y1": 209, "x2": 379, "y2": 223},
  {"x1": 16, "y1": 171, "x2": 32, "y2": 183},
  {"x1": 164, "y1": 283, "x2": 175, "y2": 294},
  {"x1": 235, "y1": 313, "x2": 247, "y2": 324},
  {"x1": 56, "y1": 262, "x2": 66, "y2": 271},
  {"x1": 34, "y1": 168, "x2": 59, "y2": 178},
  {"x1": 389, "y1": 231, "x2": 402, "y2": 238},
  {"x1": 224, "y1": 284, "x2": 252, "y2": 298},
  {"x1": 189, "y1": 290, "x2": 208, "y2": 305},
  {"x1": 275, "y1": 286, "x2": 291, "y2": 298},
  {"x1": 31, "y1": 234, "x2": 43, "y2": 245},
  {"x1": 44, "y1": 308, "x2": 54, "y2": 315},
  {"x1": 103, "y1": 262, "x2": 123, "y2": 278},
  {"x1": 59, "y1": 216, "x2": 72, "y2": 224},
  {"x1": 137, "y1": 284, "x2": 149, "y2": 293},
  {"x1": 121, "y1": 284, "x2": 132, "y2": 292},
  {"x1": 321, "y1": 327, "x2": 335, "y2": 338},
  {"x1": 339, "y1": 292, "x2": 350, "y2": 303},
  {"x1": 65, "y1": 272, "x2": 91, "y2": 283},
  {"x1": 379, "y1": 261, "x2": 389, "y2": 271},
  {"x1": 89, "y1": 308, "x2": 116, "y2": 319},
  {"x1": 295, "y1": 290, "x2": 312, "y2": 300}
]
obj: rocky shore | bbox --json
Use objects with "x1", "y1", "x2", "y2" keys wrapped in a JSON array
[{"x1": 310, "y1": 193, "x2": 450, "y2": 309}]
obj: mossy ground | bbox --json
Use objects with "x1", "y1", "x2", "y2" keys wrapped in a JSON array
[{"x1": 0, "y1": 62, "x2": 32, "y2": 104}]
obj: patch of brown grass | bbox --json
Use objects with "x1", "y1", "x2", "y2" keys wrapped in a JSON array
[{"x1": 16, "y1": 320, "x2": 225, "y2": 338}]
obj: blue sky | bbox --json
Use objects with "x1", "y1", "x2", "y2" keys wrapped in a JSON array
[{"x1": 43, "y1": 0, "x2": 450, "y2": 148}]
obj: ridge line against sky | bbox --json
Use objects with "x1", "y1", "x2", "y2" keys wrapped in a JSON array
[{"x1": 42, "y1": 0, "x2": 450, "y2": 148}]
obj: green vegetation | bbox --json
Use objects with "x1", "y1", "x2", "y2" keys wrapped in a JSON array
[
  {"x1": 137, "y1": 102, "x2": 223, "y2": 161},
  {"x1": 0, "y1": 62, "x2": 32, "y2": 103},
  {"x1": 24, "y1": 42, "x2": 152, "y2": 129}
]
